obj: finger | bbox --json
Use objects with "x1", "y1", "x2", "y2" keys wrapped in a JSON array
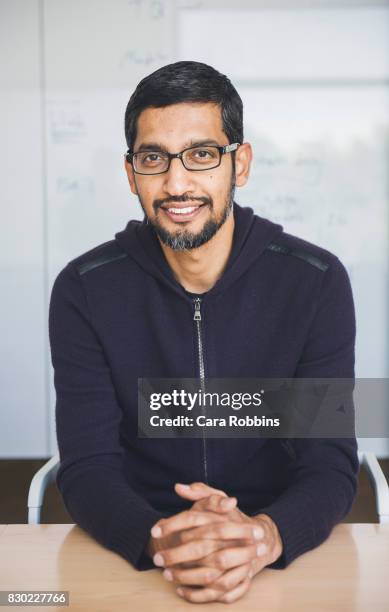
[
  {"x1": 204, "y1": 542, "x2": 267, "y2": 571},
  {"x1": 174, "y1": 482, "x2": 228, "y2": 500},
  {"x1": 155, "y1": 538, "x2": 228, "y2": 568},
  {"x1": 177, "y1": 540, "x2": 263, "y2": 571},
  {"x1": 177, "y1": 576, "x2": 252, "y2": 604},
  {"x1": 209, "y1": 561, "x2": 252, "y2": 592},
  {"x1": 177, "y1": 539, "x2": 248, "y2": 569},
  {"x1": 176, "y1": 583, "x2": 222, "y2": 604},
  {"x1": 217, "y1": 576, "x2": 252, "y2": 603},
  {"x1": 193, "y1": 493, "x2": 237, "y2": 514},
  {"x1": 163, "y1": 565, "x2": 223, "y2": 587},
  {"x1": 180, "y1": 521, "x2": 264, "y2": 544},
  {"x1": 151, "y1": 509, "x2": 226, "y2": 539}
]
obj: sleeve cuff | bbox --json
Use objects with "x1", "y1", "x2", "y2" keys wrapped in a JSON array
[
  {"x1": 105, "y1": 500, "x2": 169, "y2": 571},
  {"x1": 253, "y1": 500, "x2": 317, "y2": 569}
]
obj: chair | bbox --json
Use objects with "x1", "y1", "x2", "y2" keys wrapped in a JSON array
[
  {"x1": 27, "y1": 453, "x2": 60, "y2": 524},
  {"x1": 27, "y1": 450, "x2": 389, "y2": 524},
  {"x1": 358, "y1": 451, "x2": 389, "y2": 523}
]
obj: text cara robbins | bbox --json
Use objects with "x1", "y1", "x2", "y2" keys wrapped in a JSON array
[{"x1": 149, "y1": 415, "x2": 280, "y2": 427}]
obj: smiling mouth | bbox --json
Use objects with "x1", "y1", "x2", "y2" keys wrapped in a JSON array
[{"x1": 161, "y1": 203, "x2": 207, "y2": 222}]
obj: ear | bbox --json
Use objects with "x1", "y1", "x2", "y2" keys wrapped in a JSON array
[
  {"x1": 234, "y1": 142, "x2": 252, "y2": 188},
  {"x1": 124, "y1": 155, "x2": 138, "y2": 195}
]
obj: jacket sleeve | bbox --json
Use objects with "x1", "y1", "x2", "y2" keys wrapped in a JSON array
[
  {"x1": 256, "y1": 256, "x2": 359, "y2": 569},
  {"x1": 49, "y1": 263, "x2": 166, "y2": 571}
]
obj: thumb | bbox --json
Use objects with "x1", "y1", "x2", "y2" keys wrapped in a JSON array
[
  {"x1": 174, "y1": 482, "x2": 228, "y2": 500},
  {"x1": 193, "y1": 493, "x2": 238, "y2": 514}
]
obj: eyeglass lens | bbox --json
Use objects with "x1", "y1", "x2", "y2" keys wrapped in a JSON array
[{"x1": 133, "y1": 146, "x2": 221, "y2": 174}]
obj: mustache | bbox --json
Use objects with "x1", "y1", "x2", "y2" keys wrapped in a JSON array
[{"x1": 154, "y1": 195, "x2": 211, "y2": 211}]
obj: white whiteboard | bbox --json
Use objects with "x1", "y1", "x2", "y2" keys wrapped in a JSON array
[
  {"x1": 44, "y1": 0, "x2": 176, "y2": 456},
  {"x1": 179, "y1": 4, "x2": 389, "y2": 455},
  {"x1": 0, "y1": 0, "x2": 175, "y2": 457},
  {"x1": 1, "y1": 0, "x2": 389, "y2": 457}
]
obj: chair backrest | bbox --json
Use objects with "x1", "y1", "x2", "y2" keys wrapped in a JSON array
[
  {"x1": 358, "y1": 451, "x2": 389, "y2": 523},
  {"x1": 27, "y1": 453, "x2": 60, "y2": 524},
  {"x1": 27, "y1": 450, "x2": 389, "y2": 524}
]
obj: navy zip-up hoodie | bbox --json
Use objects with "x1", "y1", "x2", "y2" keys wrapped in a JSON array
[{"x1": 49, "y1": 202, "x2": 359, "y2": 571}]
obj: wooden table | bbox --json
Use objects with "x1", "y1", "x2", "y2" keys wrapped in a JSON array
[{"x1": 0, "y1": 524, "x2": 388, "y2": 611}]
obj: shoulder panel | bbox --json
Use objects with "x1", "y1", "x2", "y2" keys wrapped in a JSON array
[
  {"x1": 75, "y1": 241, "x2": 128, "y2": 276},
  {"x1": 266, "y1": 242, "x2": 329, "y2": 272}
]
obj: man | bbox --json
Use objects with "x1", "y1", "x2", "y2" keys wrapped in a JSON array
[{"x1": 49, "y1": 61, "x2": 359, "y2": 604}]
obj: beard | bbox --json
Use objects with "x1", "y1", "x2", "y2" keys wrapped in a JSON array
[{"x1": 136, "y1": 170, "x2": 236, "y2": 251}]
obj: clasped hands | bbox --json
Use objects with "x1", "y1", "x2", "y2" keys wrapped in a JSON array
[{"x1": 148, "y1": 482, "x2": 283, "y2": 604}]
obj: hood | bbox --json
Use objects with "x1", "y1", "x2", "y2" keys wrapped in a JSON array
[{"x1": 115, "y1": 201, "x2": 283, "y2": 299}]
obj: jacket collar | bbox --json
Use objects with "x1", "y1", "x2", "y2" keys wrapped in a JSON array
[{"x1": 115, "y1": 201, "x2": 283, "y2": 299}]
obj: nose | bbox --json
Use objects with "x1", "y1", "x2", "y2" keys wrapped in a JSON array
[{"x1": 162, "y1": 156, "x2": 195, "y2": 196}]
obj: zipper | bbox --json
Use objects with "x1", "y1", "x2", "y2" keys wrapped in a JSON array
[{"x1": 193, "y1": 297, "x2": 208, "y2": 484}]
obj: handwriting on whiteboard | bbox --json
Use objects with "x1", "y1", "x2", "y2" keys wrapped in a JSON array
[
  {"x1": 119, "y1": 49, "x2": 169, "y2": 68},
  {"x1": 56, "y1": 177, "x2": 94, "y2": 196},
  {"x1": 252, "y1": 154, "x2": 322, "y2": 187},
  {"x1": 48, "y1": 100, "x2": 87, "y2": 145},
  {"x1": 127, "y1": 0, "x2": 165, "y2": 19}
]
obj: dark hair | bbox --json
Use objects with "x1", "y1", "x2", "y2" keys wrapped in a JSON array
[{"x1": 124, "y1": 61, "x2": 243, "y2": 162}]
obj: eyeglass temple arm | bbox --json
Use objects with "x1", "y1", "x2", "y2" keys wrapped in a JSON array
[{"x1": 223, "y1": 143, "x2": 240, "y2": 153}]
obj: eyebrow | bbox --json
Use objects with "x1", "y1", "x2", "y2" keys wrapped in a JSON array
[{"x1": 135, "y1": 139, "x2": 221, "y2": 153}]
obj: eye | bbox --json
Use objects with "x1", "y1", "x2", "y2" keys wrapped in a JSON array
[
  {"x1": 193, "y1": 149, "x2": 213, "y2": 159},
  {"x1": 143, "y1": 153, "x2": 163, "y2": 163},
  {"x1": 187, "y1": 147, "x2": 219, "y2": 163}
]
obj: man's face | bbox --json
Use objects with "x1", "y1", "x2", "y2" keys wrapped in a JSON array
[{"x1": 124, "y1": 102, "x2": 237, "y2": 251}]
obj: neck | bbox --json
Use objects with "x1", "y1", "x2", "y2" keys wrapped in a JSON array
[{"x1": 158, "y1": 211, "x2": 235, "y2": 294}]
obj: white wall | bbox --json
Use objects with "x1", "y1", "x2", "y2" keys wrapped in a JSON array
[{"x1": 0, "y1": 0, "x2": 47, "y2": 457}]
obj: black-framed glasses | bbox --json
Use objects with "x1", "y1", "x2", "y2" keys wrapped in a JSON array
[{"x1": 125, "y1": 142, "x2": 240, "y2": 175}]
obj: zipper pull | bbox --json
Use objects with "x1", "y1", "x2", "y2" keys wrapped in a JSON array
[{"x1": 193, "y1": 297, "x2": 202, "y2": 321}]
